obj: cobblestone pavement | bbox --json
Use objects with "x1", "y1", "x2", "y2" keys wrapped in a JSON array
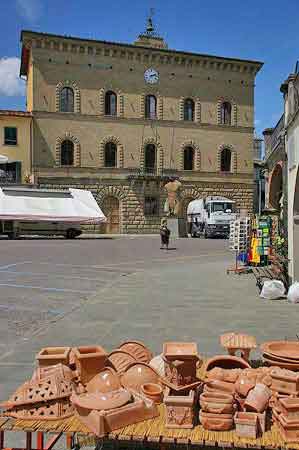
[{"x1": 0, "y1": 235, "x2": 298, "y2": 446}]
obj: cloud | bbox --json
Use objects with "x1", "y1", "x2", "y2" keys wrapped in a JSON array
[
  {"x1": 0, "y1": 58, "x2": 25, "y2": 97},
  {"x1": 16, "y1": 0, "x2": 43, "y2": 23}
]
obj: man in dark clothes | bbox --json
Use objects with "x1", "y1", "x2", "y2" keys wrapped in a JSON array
[{"x1": 160, "y1": 218, "x2": 171, "y2": 250}]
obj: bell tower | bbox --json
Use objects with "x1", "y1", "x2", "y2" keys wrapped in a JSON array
[{"x1": 134, "y1": 10, "x2": 168, "y2": 49}]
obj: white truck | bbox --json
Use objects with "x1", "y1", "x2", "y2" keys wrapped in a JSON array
[
  {"x1": 0, "y1": 187, "x2": 106, "y2": 239},
  {"x1": 187, "y1": 196, "x2": 236, "y2": 238}
]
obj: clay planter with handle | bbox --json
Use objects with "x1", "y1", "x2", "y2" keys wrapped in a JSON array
[
  {"x1": 141, "y1": 383, "x2": 163, "y2": 404},
  {"x1": 234, "y1": 411, "x2": 258, "y2": 438},
  {"x1": 36, "y1": 347, "x2": 71, "y2": 367},
  {"x1": 271, "y1": 367, "x2": 299, "y2": 394},
  {"x1": 200, "y1": 391, "x2": 235, "y2": 414},
  {"x1": 244, "y1": 383, "x2": 271, "y2": 413},
  {"x1": 73, "y1": 346, "x2": 107, "y2": 385},
  {"x1": 199, "y1": 411, "x2": 234, "y2": 431},
  {"x1": 118, "y1": 341, "x2": 153, "y2": 363},
  {"x1": 164, "y1": 387, "x2": 195, "y2": 429}
]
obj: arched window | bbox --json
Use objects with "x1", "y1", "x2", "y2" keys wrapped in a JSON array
[
  {"x1": 61, "y1": 140, "x2": 74, "y2": 166},
  {"x1": 220, "y1": 148, "x2": 231, "y2": 172},
  {"x1": 184, "y1": 98, "x2": 195, "y2": 121},
  {"x1": 104, "y1": 142, "x2": 117, "y2": 167},
  {"x1": 145, "y1": 95, "x2": 157, "y2": 119},
  {"x1": 144, "y1": 144, "x2": 156, "y2": 173},
  {"x1": 60, "y1": 87, "x2": 74, "y2": 112},
  {"x1": 184, "y1": 146, "x2": 194, "y2": 170},
  {"x1": 105, "y1": 91, "x2": 117, "y2": 116},
  {"x1": 221, "y1": 102, "x2": 232, "y2": 125}
]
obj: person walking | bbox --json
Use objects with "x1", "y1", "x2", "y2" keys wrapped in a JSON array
[{"x1": 160, "y1": 218, "x2": 170, "y2": 250}]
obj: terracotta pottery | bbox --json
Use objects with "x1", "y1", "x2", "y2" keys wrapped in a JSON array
[
  {"x1": 108, "y1": 350, "x2": 137, "y2": 373},
  {"x1": 4, "y1": 397, "x2": 75, "y2": 420},
  {"x1": 234, "y1": 411, "x2": 258, "y2": 438},
  {"x1": 244, "y1": 383, "x2": 271, "y2": 413},
  {"x1": 276, "y1": 412, "x2": 299, "y2": 442},
  {"x1": 263, "y1": 355, "x2": 299, "y2": 371},
  {"x1": 73, "y1": 346, "x2": 107, "y2": 385},
  {"x1": 220, "y1": 333, "x2": 257, "y2": 361},
  {"x1": 199, "y1": 411, "x2": 234, "y2": 431},
  {"x1": 262, "y1": 351, "x2": 299, "y2": 364},
  {"x1": 261, "y1": 341, "x2": 299, "y2": 360},
  {"x1": 205, "y1": 379, "x2": 235, "y2": 394},
  {"x1": 206, "y1": 368, "x2": 241, "y2": 383},
  {"x1": 279, "y1": 397, "x2": 299, "y2": 417},
  {"x1": 86, "y1": 367, "x2": 121, "y2": 394},
  {"x1": 235, "y1": 376, "x2": 255, "y2": 397},
  {"x1": 163, "y1": 342, "x2": 199, "y2": 360},
  {"x1": 71, "y1": 388, "x2": 132, "y2": 410},
  {"x1": 140, "y1": 383, "x2": 163, "y2": 404},
  {"x1": 118, "y1": 341, "x2": 153, "y2": 363},
  {"x1": 36, "y1": 347, "x2": 71, "y2": 367},
  {"x1": 271, "y1": 367, "x2": 299, "y2": 394},
  {"x1": 163, "y1": 342, "x2": 200, "y2": 389},
  {"x1": 31, "y1": 363, "x2": 74, "y2": 383},
  {"x1": 164, "y1": 387, "x2": 195, "y2": 429},
  {"x1": 149, "y1": 354, "x2": 165, "y2": 377},
  {"x1": 200, "y1": 392, "x2": 235, "y2": 414},
  {"x1": 205, "y1": 355, "x2": 251, "y2": 371},
  {"x1": 120, "y1": 362, "x2": 160, "y2": 392}
]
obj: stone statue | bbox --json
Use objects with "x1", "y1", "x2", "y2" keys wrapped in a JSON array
[{"x1": 164, "y1": 178, "x2": 183, "y2": 217}]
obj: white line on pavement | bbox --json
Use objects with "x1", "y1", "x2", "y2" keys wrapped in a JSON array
[{"x1": 0, "y1": 282, "x2": 94, "y2": 294}]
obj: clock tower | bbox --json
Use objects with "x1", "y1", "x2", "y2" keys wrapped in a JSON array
[{"x1": 134, "y1": 13, "x2": 168, "y2": 49}]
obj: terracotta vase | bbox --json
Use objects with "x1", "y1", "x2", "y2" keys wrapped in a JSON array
[
  {"x1": 73, "y1": 346, "x2": 107, "y2": 385},
  {"x1": 244, "y1": 383, "x2": 271, "y2": 413},
  {"x1": 206, "y1": 355, "x2": 251, "y2": 371},
  {"x1": 108, "y1": 350, "x2": 137, "y2": 373},
  {"x1": 36, "y1": 347, "x2": 71, "y2": 367},
  {"x1": 86, "y1": 367, "x2": 121, "y2": 393},
  {"x1": 118, "y1": 341, "x2": 153, "y2": 363},
  {"x1": 199, "y1": 411, "x2": 234, "y2": 431},
  {"x1": 120, "y1": 362, "x2": 160, "y2": 392},
  {"x1": 140, "y1": 383, "x2": 163, "y2": 404}
]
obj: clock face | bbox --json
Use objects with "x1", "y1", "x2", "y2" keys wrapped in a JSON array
[{"x1": 144, "y1": 68, "x2": 159, "y2": 84}]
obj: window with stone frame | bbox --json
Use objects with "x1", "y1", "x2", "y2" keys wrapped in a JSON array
[
  {"x1": 60, "y1": 87, "x2": 74, "y2": 113},
  {"x1": 104, "y1": 142, "x2": 117, "y2": 167},
  {"x1": 220, "y1": 102, "x2": 232, "y2": 125},
  {"x1": 220, "y1": 148, "x2": 232, "y2": 172},
  {"x1": 144, "y1": 144, "x2": 156, "y2": 173},
  {"x1": 4, "y1": 127, "x2": 17, "y2": 145},
  {"x1": 61, "y1": 140, "x2": 74, "y2": 166},
  {"x1": 145, "y1": 95, "x2": 157, "y2": 119},
  {"x1": 184, "y1": 98, "x2": 195, "y2": 121},
  {"x1": 184, "y1": 146, "x2": 194, "y2": 170},
  {"x1": 144, "y1": 196, "x2": 159, "y2": 216},
  {"x1": 105, "y1": 91, "x2": 117, "y2": 116}
]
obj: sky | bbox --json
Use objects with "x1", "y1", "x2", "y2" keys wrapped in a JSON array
[{"x1": 0, "y1": 0, "x2": 298, "y2": 137}]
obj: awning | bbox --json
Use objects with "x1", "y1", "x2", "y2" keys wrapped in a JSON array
[{"x1": 0, "y1": 155, "x2": 9, "y2": 163}]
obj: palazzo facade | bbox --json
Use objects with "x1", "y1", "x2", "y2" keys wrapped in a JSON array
[{"x1": 20, "y1": 24, "x2": 262, "y2": 233}]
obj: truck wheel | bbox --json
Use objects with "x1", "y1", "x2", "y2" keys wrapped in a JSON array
[{"x1": 66, "y1": 229, "x2": 77, "y2": 239}]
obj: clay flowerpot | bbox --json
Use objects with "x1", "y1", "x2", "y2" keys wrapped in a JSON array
[
  {"x1": 200, "y1": 392, "x2": 235, "y2": 414},
  {"x1": 163, "y1": 342, "x2": 200, "y2": 388},
  {"x1": 36, "y1": 347, "x2": 71, "y2": 367},
  {"x1": 164, "y1": 387, "x2": 195, "y2": 429},
  {"x1": 86, "y1": 367, "x2": 121, "y2": 394},
  {"x1": 199, "y1": 411, "x2": 233, "y2": 431},
  {"x1": 140, "y1": 383, "x2": 163, "y2": 404},
  {"x1": 235, "y1": 376, "x2": 255, "y2": 397},
  {"x1": 73, "y1": 346, "x2": 107, "y2": 385},
  {"x1": 108, "y1": 350, "x2": 137, "y2": 374},
  {"x1": 244, "y1": 383, "x2": 271, "y2": 413},
  {"x1": 205, "y1": 355, "x2": 250, "y2": 372},
  {"x1": 120, "y1": 362, "x2": 160, "y2": 392},
  {"x1": 234, "y1": 411, "x2": 258, "y2": 438},
  {"x1": 118, "y1": 341, "x2": 153, "y2": 363},
  {"x1": 205, "y1": 379, "x2": 235, "y2": 395}
]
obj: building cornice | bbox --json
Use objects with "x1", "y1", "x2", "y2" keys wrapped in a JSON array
[{"x1": 20, "y1": 30, "x2": 263, "y2": 77}]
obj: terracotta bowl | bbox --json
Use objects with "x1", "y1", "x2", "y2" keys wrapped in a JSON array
[
  {"x1": 261, "y1": 341, "x2": 299, "y2": 360},
  {"x1": 200, "y1": 411, "x2": 234, "y2": 431},
  {"x1": 141, "y1": 383, "x2": 163, "y2": 403},
  {"x1": 120, "y1": 362, "x2": 160, "y2": 392},
  {"x1": 262, "y1": 355, "x2": 299, "y2": 371},
  {"x1": 262, "y1": 351, "x2": 299, "y2": 364},
  {"x1": 108, "y1": 350, "x2": 137, "y2": 373},
  {"x1": 200, "y1": 392, "x2": 235, "y2": 414},
  {"x1": 205, "y1": 379, "x2": 235, "y2": 394},
  {"x1": 71, "y1": 388, "x2": 132, "y2": 411},
  {"x1": 118, "y1": 341, "x2": 153, "y2": 363},
  {"x1": 205, "y1": 355, "x2": 251, "y2": 371},
  {"x1": 86, "y1": 367, "x2": 121, "y2": 393}
]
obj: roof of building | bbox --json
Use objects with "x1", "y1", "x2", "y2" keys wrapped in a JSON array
[
  {"x1": 20, "y1": 29, "x2": 263, "y2": 77},
  {"x1": 0, "y1": 110, "x2": 32, "y2": 118}
]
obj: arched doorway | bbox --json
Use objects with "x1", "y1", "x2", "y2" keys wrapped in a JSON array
[
  {"x1": 269, "y1": 164, "x2": 283, "y2": 211},
  {"x1": 101, "y1": 196, "x2": 120, "y2": 234}
]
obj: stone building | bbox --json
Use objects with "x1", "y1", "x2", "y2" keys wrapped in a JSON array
[{"x1": 20, "y1": 21, "x2": 263, "y2": 233}]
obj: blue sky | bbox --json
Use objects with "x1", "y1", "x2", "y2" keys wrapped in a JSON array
[{"x1": 0, "y1": 0, "x2": 298, "y2": 137}]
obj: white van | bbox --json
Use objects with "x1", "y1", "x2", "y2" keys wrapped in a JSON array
[{"x1": 0, "y1": 187, "x2": 106, "y2": 239}]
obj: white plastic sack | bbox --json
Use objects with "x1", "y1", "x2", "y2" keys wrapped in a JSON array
[
  {"x1": 287, "y1": 282, "x2": 299, "y2": 303},
  {"x1": 260, "y1": 279, "x2": 285, "y2": 300}
]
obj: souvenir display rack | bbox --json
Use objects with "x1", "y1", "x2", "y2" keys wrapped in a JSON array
[
  {"x1": 227, "y1": 217, "x2": 251, "y2": 274},
  {"x1": 249, "y1": 216, "x2": 272, "y2": 266}
]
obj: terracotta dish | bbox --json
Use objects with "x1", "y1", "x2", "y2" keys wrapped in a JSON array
[
  {"x1": 108, "y1": 350, "x2": 137, "y2": 373},
  {"x1": 261, "y1": 341, "x2": 299, "y2": 360},
  {"x1": 86, "y1": 367, "x2": 121, "y2": 393},
  {"x1": 118, "y1": 341, "x2": 152, "y2": 363},
  {"x1": 205, "y1": 355, "x2": 251, "y2": 371},
  {"x1": 120, "y1": 362, "x2": 160, "y2": 392},
  {"x1": 71, "y1": 388, "x2": 132, "y2": 411}
]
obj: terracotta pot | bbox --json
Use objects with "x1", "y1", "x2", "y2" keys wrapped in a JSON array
[
  {"x1": 163, "y1": 342, "x2": 199, "y2": 361},
  {"x1": 235, "y1": 376, "x2": 255, "y2": 397},
  {"x1": 205, "y1": 379, "x2": 235, "y2": 394},
  {"x1": 118, "y1": 341, "x2": 153, "y2": 363},
  {"x1": 199, "y1": 411, "x2": 233, "y2": 431},
  {"x1": 71, "y1": 388, "x2": 132, "y2": 411},
  {"x1": 120, "y1": 362, "x2": 160, "y2": 392},
  {"x1": 205, "y1": 355, "x2": 251, "y2": 371},
  {"x1": 206, "y1": 368, "x2": 241, "y2": 383},
  {"x1": 234, "y1": 411, "x2": 258, "y2": 438},
  {"x1": 271, "y1": 367, "x2": 299, "y2": 394},
  {"x1": 73, "y1": 346, "x2": 107, "y2": 385},
  {"x1": 164, "y1": 387, "x2": 195, "y2": 429},
  {"x1": 278, "y1": 397, "x2": 299, "y2": 417},
  {"x1": 36, "y1": 347, "x2": 71, "y2": 367},
  {"x1": 108, "y1": 350, "x2": 137, "y2": 374},
  {"x1": 86, "y1": 367, "x2": 121, "y2": 393},
  {"x1": 200, "y1": 392, "x2": 235, "y2": 414},
  {"x1": 140, "y1": 383, "x2": 163, "y2": 403},
  {"x1": 244, "y1": 383, "x2": 271, "y2": 413}
]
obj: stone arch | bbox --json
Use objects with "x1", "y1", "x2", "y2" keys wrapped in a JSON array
[
  {"x1": 95, "y1": 186, "x2": 127, "y2": 234},
  {"x1": 140, "y1": 137, "x2": 164, "y2": 173},
  {"x1": 180, "y1": 140, "x2": 201, "y2": 171},
  {"x1": 269, "y1": 161, "x2": 283, "y2": 210},
  {"x1": 217, "y1": 143, "x2": 237, "y2": 173},
  {"x1": 55, "y1": 133, "x2": 81, "y2": 166},
  {"x1": 56, "y1": 81, "x2": 80, "y2": 113},
  {"x1": 99, "y1": 87, "x2": 124, "y2": 117},
  {"x1": 217, "y1": 98, "x2": 237, "y2": 126},
  {"x1": 99, "y1": 135, "x2": 124, "y2": 168}
]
